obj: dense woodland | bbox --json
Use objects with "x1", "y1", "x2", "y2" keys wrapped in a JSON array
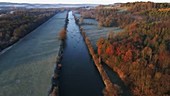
[
  {"x1": 79, "y1": 2, "x2": 170, "y2": 96},
  {"x1": 0, "y1": 2, "x2": 169, "y2": 96},
  {"x1": 97, "y1": 2, "x2": 170, "y2": 96},
  {"x1": 0, "y1": 8, "x2": 63, "y2": 51}
]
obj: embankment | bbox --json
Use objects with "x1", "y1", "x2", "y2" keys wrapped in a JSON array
[
  {"x1": 73, "y1": 14, "x2": 121, "y2": 96},
  {"x1": 48, "y1": 11, "x2": 69, "y2": 96}
]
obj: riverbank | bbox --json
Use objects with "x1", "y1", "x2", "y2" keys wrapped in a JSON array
[
  {"x1": 0, "y1": 12, "x2": 68, "y2": 96},
  {"x1": 81, "y1": 28, "x2": 121, "y2": 96},
  {"x1": 0, "y1": 9, "x2": 63, "y2": 53},
  {"x1": 48, "y1": 11, "x2": 69, "y2": 96},
  {"x1": 73, "y1": 13, "x2": 121, "y2": 96},
  {"x1": 58, "y1": 11, "x2": 104, "y2": 96}
]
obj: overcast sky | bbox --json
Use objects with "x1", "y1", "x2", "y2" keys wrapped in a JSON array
[{"x1": 0, "y1": 0, "x2": 169, "y2": 4}]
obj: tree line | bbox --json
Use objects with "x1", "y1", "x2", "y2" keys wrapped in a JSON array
[
  {"x1": 96, "y1": 2, "x2": 170, "y2": 96},
  {"x1": 0, "y1": 8, "x2": 64, "y2": 52},
  {"x1": 78, "y1": 2, "x2": 170, "y2": 96}
]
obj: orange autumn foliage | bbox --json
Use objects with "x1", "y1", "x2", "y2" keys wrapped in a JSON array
[
  {"x1": 106, "y1": 45, "x2": 114, "y2": 56},
  {"x1": 123, "y1": 49, "x2": 133, "y2": 62}
]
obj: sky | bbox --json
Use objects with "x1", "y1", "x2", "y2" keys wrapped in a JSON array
[{"x1": 0, "y1": 0, "x2": 169, "y2": 4}]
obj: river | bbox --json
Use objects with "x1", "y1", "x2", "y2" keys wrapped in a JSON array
[
  {"x1": 102, "y1": 64, "x2": 132, "y2": 96},
  {"x1": 59, "y1": 11, "x2": 104, "y2": 96},
  {"x1": 0, "y1": 12, "x2": 67, "y2": 96}
]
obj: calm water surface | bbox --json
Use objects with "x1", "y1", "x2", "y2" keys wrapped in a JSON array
[{"x1": 59, "y1": 11, "x2": 104, "y2": 96}]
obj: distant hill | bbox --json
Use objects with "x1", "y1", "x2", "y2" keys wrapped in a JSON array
[{"x1": 0, "y1": 2, "x2": 99, "y2": 8}]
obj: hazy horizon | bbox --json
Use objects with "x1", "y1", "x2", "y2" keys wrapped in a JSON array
[{"x1": 0, "y1": 0, "x2": 169, "y2": 4}]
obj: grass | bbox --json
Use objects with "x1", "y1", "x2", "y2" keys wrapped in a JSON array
[{"x1": 81, "y1": 18, "x2": 123, "y2": 49}]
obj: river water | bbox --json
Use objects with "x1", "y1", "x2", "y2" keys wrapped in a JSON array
[
  {"x1": 59, "y1": 11, "x2": 104, "y2": 96},
  {"x1": 102, "y1": 64, "x2": 132, "y2": 96},
  {"x1": 0, "y1": 12, "x2": 67, "y2": 96}
]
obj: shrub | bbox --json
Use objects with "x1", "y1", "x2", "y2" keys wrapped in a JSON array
[{"x1": 59, "y1": 28, "x2": 66, "y2": 41}]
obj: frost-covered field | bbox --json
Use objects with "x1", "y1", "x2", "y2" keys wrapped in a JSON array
[
  {"x1": 79, "y1": 16, "x2": 123, "y2": 49},
  {"x1": 75, "y1": 13, "x2": 130, "y2": 96},
  {"x1": 74, "y1": 13, "x2": 81, "y2": 19},
  {"x1": 0, "y1": 12, "x2": 67, "y2": 96},
  {"x1": 83, "y1": 19, "x2": 98, "y2": 25}
]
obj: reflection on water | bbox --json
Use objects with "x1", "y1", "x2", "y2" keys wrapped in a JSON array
[
  {"x1": 102, "y1": 63, "x2": 132, "y2": 96},
  {"x1": 59, "y1": 11, "x2": 104, "y2": 96}
]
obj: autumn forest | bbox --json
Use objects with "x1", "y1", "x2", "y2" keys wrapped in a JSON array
[{"x1": 0, "y1": 1, "x2": 169, "y2": 96}]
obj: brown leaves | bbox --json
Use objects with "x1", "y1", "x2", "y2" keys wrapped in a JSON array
[
  {"x1": 123, "y1": 49, "x2": 133, "y2": 62},
  {"x1": 106, "y1": 45, "x2": 114, "y2": 56},
  {"x1": 59, "y1": 28, "x2": 66, "y2": 40}
]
